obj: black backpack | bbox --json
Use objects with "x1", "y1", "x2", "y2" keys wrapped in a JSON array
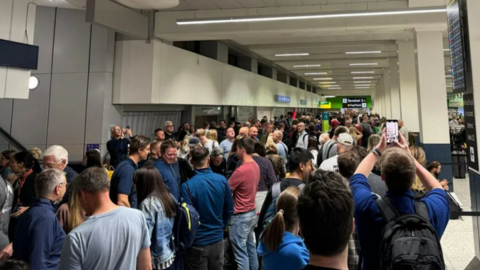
[{"x1": 376, "y1": 197, "x2": 445, "y2": 270}]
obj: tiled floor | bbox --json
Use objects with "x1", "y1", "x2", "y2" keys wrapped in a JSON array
[{"x1": 441, "y1": 176, "x2": 476, "y2": 270}]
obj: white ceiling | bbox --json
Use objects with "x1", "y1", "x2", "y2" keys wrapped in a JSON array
[{"x1": 35, "y1": 0, "x2": 86, "y2": 9}]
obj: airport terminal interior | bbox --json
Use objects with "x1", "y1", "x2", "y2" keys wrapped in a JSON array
[{"x1": 1, "y1": 0, "x2": 480, "y2": 269}]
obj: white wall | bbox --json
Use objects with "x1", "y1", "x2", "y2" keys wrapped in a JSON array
[
  {"x1": 0, "y1": 7, "x2": 121, "y2": 162},
  {"x1": 113, "y1": 40, "x2": 321, "y2": 108}
]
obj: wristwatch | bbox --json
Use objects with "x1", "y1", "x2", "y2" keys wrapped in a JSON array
[{"x1": 372, "y1": 147, "x2": 382, "y2": 157}]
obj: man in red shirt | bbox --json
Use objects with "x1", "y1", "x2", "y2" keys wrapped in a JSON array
[{"x1": 228, "y1": 136, "x2": 260, "y2": 270}]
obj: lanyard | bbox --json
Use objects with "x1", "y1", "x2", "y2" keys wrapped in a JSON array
[{"x1": 17, "y1": 169, "x2": 33, "y2": 206}]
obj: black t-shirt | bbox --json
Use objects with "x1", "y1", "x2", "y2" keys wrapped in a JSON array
[
  {"x1": 165, "y1": 132, "x2": 176, "y2": 141},
  {"x1": 210, "y1": 158, "x2": 226, "y2": 177},
  {"x1": 302, "y1": 265, "x2": 342, "y2": 270}
]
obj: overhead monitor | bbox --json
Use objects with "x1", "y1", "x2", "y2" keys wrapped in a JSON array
[
  {"x1": 447, "y1": 0, "x2": 467, "y2": 93},
  {"x1": 0, "y1": 39, "x2": 39, "y2": 70}
]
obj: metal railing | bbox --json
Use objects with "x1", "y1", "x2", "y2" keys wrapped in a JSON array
[{"x1": 0, "y1": 127, "x2": 26, "y2": 153}]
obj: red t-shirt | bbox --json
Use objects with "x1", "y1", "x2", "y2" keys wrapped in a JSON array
[{"x1": 228, "y1": 161, "x2": 260, "y2": 213}]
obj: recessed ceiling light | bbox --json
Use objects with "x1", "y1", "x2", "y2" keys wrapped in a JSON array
[
  {"x1": 319, "y1": 82, "x2": 337, "y2": 85},
  {"x1": 314, "y1": 78, "x2": 333, "y2": 80},
  {"x1": 328, "y1": 87, "x2": 342, "y2": 90},
  {"x1": 346, "y1": 51, "x2": 381, "y2": 54},
  {"x1": 324, "y1": 85, "x2": 340, "y2": 87},
  {"x1": 294, "y1": 64, "x2": 321, "y2": 68},
  {"x1": 350, "y1": 63, "x2": 378, "y2": 66},
  {"x1": 29, "y1": 76, "x2": 39, "y2": 90},
  {"x1": 353, "y1": 77, "x2": 374, "y2": 79},
  {"x1": 355, "y1": 84, "x2": 371, "y2": 87},
  {"x1": 275, "y1": 53, "x2": 309, "y2": 57},
  {"x1": 351, "y1": 71, "x2": 375, "y2": 74},
  {"x1": 305, "y1": 72, "x2": 327, "y2": 75},
  {"x1": 354, "y1": 81, "x2": 372, "y2": 83},
  {"x1": 177, "y1": 8, "x2": 447, "y2": 25}
]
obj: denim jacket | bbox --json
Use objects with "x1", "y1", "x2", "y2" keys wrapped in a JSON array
[{"x1": 139, "y1": 196, "x2": 175, "y2": 265}]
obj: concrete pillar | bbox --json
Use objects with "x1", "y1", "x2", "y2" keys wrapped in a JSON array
[
  {"x1": 199, "y1": 41, "x2": 228, "y2": 64},
  {"x1": 0, "y1": 0, "x2": 36, "y2": 99},
  {"x1": 383, "y1": 70, "x2": 392, "y2": 119},
  {"x1": 398, "y1": 40, "x2": 420, "y2": 132},
  {"x1": 414, "y1": 30, "x2": 452, "y2": 184},
  {"x1": 389, "y1": 58, "x2": 401, "y2": 119}
]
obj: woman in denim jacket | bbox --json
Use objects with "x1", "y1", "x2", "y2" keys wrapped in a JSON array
[{"x1": 135, "y1": 166, "x2": 177, "y2": 270}]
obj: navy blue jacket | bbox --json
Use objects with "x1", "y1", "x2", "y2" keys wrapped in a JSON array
[
  {"x1": 154, "y1": 159, "x2": 180, "y2": 200},
  {"x1": 107, "y1": 138, "x2": 130, "y2": 169},
  {"x1": 13, "y1": 198, "x2": 66, "y2": 270},
  {"x1": 181, "y1": 168, "x2": 233, "y2": 246},
  {"x1": 109, "y1": 158, "x2": 138, "y2": 208}
]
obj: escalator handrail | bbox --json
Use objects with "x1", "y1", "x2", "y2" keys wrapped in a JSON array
[{"x1": 0, "y1": 127, "x2": 27, "y2": 152}]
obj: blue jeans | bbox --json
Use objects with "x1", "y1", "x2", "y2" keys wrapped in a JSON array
[{"x1": 228, "y1": 210, "x2": 258, "y2": 270}]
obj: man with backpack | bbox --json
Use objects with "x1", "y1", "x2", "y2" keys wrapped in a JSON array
[
  {"x1": 257, "y1": 148, "x2": 314, "y2": 232},
  {"x1": 181, "y1": 146, "x2": 234, "y2": 270},
  {"x1": 316, "y1": 126, "x2": 349, "y2": 168},
  {"x1": 351, "y1": 131, "x2": 449, "y2": 270},
  {"x1": 295, "y1": 122, "x2": 308, "y2": 149}
]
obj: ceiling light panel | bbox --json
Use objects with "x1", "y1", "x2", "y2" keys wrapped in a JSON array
[
  {"x1": 177, "y1": 7, "x2": 447, "y2": 25},
  {"x1": 350, "y1": 63, "x2": 378, "y2": 66},
  {"x1": 294, "y1": 64, "x2": 321, "y2": 68},
  {"x1": 275, "y1": 53, "x2": 309, "y2": 57},
  {"x1": 351, "y1": 71, "x2": 375, "y2": 74},
  {"x1": 353, "y1": 77, "x2": 374, "y2": 79},
  {"x1": 328, "y1": 87, "x2": 342, "y2": 89},
  {"x1": 318, "y1": 82, "x2": 337, "y2": 84},
  {"x1": 356, "y1": 87, "x2": 371, "y2": 89},
  {"x1": 355, "y1": 84, "x2": 371, "y2": 87},
  {"x1": 305, "y1": 72, "x2": 327, "y2": 75},
  {"x1": 345, "y1": 51, "x2": 381, "y2": 54},
  {"x1": 314, "y1": 78, "x2": 333, "y2": 80},
  {"x1": 354, "y1": 81, "x2": 372, "y2": 83}
]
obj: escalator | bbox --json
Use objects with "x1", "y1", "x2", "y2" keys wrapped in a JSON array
[{"x1": 0, "y1": 127, "x2": 27, "y2": 153}]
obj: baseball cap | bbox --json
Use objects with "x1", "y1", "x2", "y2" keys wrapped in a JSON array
[
  {"x1": 337, "y1": 133, "x2": 354, "y2": 146},
  {"x1": 189, "y1": 137, "x2": 200, "y2": 147}
]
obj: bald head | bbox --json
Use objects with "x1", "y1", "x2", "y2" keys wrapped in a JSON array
[
  {"x1": 249, "y1": 127, "x2": 258, "y2": 140},
  {"x1": 239, "y1": 127, "x2": 249, "y2": 137},
  {"x1": 319, "y1": 133, "x2": 330, "y2": 145},
  {"x1": 398, "y1": 119, "x2": 404, "y2": 127}
]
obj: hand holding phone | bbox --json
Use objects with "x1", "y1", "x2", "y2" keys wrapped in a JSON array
[{"x1": 386, "y1": 120, "x2": 399, "y2": 145}]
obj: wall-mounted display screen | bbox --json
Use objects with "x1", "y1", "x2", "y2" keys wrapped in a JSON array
[
  {"x1": 275, "y1": 95, "x2": 291, "y2": 103},
  {"x1": 0, "y1": 39, "x2": 39, "y2": 70},
  {"x1": 447, "y1": 0, "x2": 466, "y2": 93},
  {"x1": 342, "y1": 98, "x2": 367, "y2": 108}
]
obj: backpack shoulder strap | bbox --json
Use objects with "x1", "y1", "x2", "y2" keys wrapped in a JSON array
[
  {"x1": 376, "y1": 197, "x2": 399, "y2": 224},
  {"x1": 298, "y1": 183, "x2": 305, "y2": 189},
  {"x1": 272, "y1": 182, "x2": 282, "y2": 198},
  {"x1": 414, "y1": 200, "x2": 430, "y2": 223}
]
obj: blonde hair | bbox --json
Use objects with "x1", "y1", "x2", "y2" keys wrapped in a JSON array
[
  {"x1": 265, "y1": 134, "x2": 278, "y2": 155},
  {"x1": 349, "y1": 127, "x2": 358, "y2": 140},
  {"x1": 207, "y1": 129, "x2": 218, "y2": 142},
  {"x1": 260, "y1": 186, "x2": 300, "y2": 251},
  {"x1": 367, "y1": 134, "x2": 381, "y2": 152},
  {"x1": 66, "y1": 179, "x2": 85, "y2": 233},
  {"x1": 29, "y1": 147, "x2": 42, "y2": 160},
  {"x1": 196, "y1": 129, "x2": 206, "y2": 137},
  {"x1": 410, "y1": 146, "x2": 426, "y2": 191}
]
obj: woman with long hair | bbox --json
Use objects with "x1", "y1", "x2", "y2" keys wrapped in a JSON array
[
  {"x1": 177, "y1": 135, "x2": 191, "y2": 160},
  {"x1": 197, "y1": 129, "x2": 218, "y2": 155},
  {"x1": 57, "y1": 179, "x2": 86, "y2": 234},
  {"x1": 0, "y1": 150, "x2": 16, "y2": 180},
  {"x1": 257, "y1": 186, "x2": 308, "y2": 270},
  {"x1": 82, "y1": 150, "x2": 103, "y2": 169},
  {"x1": 135, "y1": 166, "x2": 177, "y2": 270},
  {"x1": 411, "y1": 146, "x2": 427, "y2": 195},
  {"x1": 307, "y1": 137, "x2": 319, "y2": 167},
  {"x1": 349, "y1": 127, "x2": 363, "y2": 146},
  {"x1": 8, "y1": 151, "x2": 42, "y2": 240}
]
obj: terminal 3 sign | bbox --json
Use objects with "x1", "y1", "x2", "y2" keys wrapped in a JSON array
[{"x1": 342, "y1": 98, "x2": 367, "y2": 108}]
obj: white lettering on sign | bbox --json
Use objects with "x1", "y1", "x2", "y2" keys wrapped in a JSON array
[
  {"x1": 466, "y1": 111, "x2": 474, "y2": 117},
  {"x1": 468, "y1": 134, "x2": 476, "y2": 142}
]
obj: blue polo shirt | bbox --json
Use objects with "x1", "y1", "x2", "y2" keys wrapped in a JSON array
[
  {"x1": 350, "y1": 173, "x2": 450, "y2": 270},
  {"x1": 109, "y1": 158, "x2": 137, "y2": 208},
  {"x1": 181, "y1": 167, "x2": 233, "y2": 246},
  {"x1": 13, "y1": 198, "x2": 66, "y2": 270}
]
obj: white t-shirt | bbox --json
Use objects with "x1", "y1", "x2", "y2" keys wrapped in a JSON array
[{"x1": 319, "y1": 155, "x2": 339, "y2": 173}]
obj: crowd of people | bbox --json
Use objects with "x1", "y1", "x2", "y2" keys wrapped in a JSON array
[{"x1": 0, "y1": 111, "x2": 452, "y2": 270}]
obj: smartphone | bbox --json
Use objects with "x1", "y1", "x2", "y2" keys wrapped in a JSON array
[{"x1": 386, "y1": 120, "x2": 399, "y2": 144}]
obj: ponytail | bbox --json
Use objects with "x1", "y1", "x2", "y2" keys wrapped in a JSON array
[{"x1": 261, "y1": 210, "x2": 286, "y2": 251}]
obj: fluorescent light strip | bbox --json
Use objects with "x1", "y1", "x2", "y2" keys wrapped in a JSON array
[
  {"x1": 177, "y1": 8, "x2": 447, "y2": 25},
  {"x1": 444, "y1": 49, "x2": 450, "y2": 51},
  {"x1": 314, "y1": 78, "x2": 333, "y2": 80},
  {"x1": 324, "y1": 96, "x2": 335, "y2": 98},
  {"x1": 275, "y1": 53, "x2": 309, "y2": 57},
  {"x1": 350, "y1": 63, "x2": 378, "y2": 66},
  {"x1": 319, "y1": 82, "x2": 337, "y2": 84},
  {"x1": 353, "y1": 77, "x2": 373, "y2": 79},
  {"x1": 294, "y1": 64, "x2": 321, "y2": 68},
  {"x1": 324, "y1": 85, "x2": 339, "y2": 87},
  {"x1": 356, "y1": 84, "x2": 371, "y2": 87},
  {"x1": 328, "y1": 87, "x2": 342, "y2": 90},
  {"x1": 351, "y1": 71, "x2": 375, "y2": 74},
  {"x1": 446, "y1": 75, "x2": 452, "y2": 78},
  {"x1": 346, "y1": 51, "x2": 381, "y2": 54},
  {"x1": 356, "y1": 87, "x2": 371, "y2": 89},
  {"x1": 305, "y1": 72, "x2": 327, "y2": 75},
  {"x1": 354, "y1": 81, "x2": 372, "y2": 83}
]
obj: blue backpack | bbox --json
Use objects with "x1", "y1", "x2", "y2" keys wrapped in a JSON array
[
  {"x1": 262, "y1": 182, "x2": 305, "y2": 229},
  {"x1": 173, "y1": 198, "x2": 201, "y2": 253}
]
